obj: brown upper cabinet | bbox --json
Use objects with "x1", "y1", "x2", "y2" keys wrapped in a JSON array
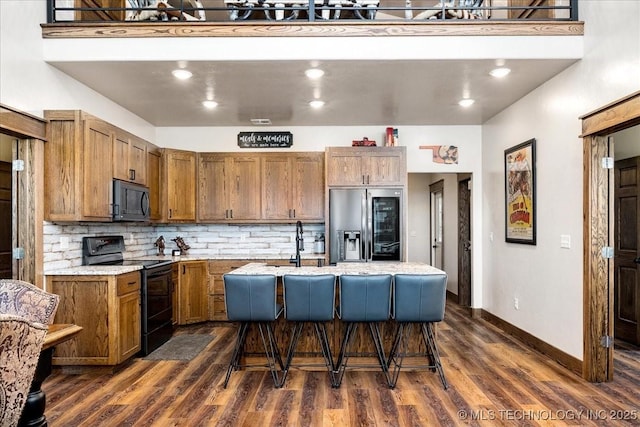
[
  {"x1": 261, "y1": 152, "x2": 324, "y2": 221},
  {"x1": 44, "y1": 110, "x2": 154, "y2": 222},
  {"x1": 44, "y1": 110, "x2": 114, "y2": 221},
  {"x1": 198, "y1": 153, "x2": 262, "y2": 222},
  {"x1": 326, "y1": 146, "x2": 406, "y2": 187},
  {"x1": 163, "y1": 149, "x2": 197, "y2": 222},
  {"x1": 113, "y1": 130, "x2": 147, "y2": 185}
]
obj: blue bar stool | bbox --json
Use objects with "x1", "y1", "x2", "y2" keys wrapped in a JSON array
[
  {"x1": 223, "y1": 274, "x2": 284, "y2": 388},
  {"x1": 387, "y1": 273, "x2": 448, "y2": 389},
  {"x1": 334, "y1": 274, "x2": 392, "y2": 388},
  {"x1": 281, "y1": 274, "x2": 337, "y2": 387}
]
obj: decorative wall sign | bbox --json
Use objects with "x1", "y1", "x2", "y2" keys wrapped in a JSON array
[
  {"x1": 419, "y1": 145, "x2": 459, "y2": 164},
  {"x1": 237, "y1": 132, "x2": 293, "y2": 148},
  {"x1": 505, "y1": 138, "x2": 536, "y2": 245}
]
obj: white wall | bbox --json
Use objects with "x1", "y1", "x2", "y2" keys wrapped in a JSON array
[
  {"x1": 482, "y1": 0, "x2": 640, "y2": 359},
  {"x1": 407, "y1": 173, "x2": 431, "y2": 263},
  {"x1": 0, "y1": 2, "x2": 155, "y2": 141}
]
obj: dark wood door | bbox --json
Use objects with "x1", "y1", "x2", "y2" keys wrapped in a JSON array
[
  {"x1": 614, "y1": 157, "x2": 640, "y2": 345},
  {"x1": 0, "y1": 161, "x2": 11, "y2": 279},
  {"x1": 458, "y1": 178, "x2": 472, "y2": 307}
]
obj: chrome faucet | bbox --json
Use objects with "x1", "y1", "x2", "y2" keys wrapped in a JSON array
[{"x1": 290, "y1": 220, "x2": 304, "y2": 267}]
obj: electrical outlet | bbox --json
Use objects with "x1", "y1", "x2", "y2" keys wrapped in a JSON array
[
  {"x1": 514, "y1": 297, "x2": 519, "y2": 310},
  {"x1": 60, "y1": 236, "x2": 69, "y2": 249},
  {"x1": 240, "y1": 234, "x2": 246, "y2": 242}
]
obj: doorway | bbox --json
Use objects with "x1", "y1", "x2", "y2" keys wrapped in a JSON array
[
  {"x1": 613, "y1": 131, "x2": 640, "y2": 347},
  {"x1": 0, "y1": 105, "x2": 47, "y2": 286},
  {"x1": 430, "y1": 180, "x2": 444, "y2": 270},
  {"x1": 582, "y1": 91, "x2": 640, "y2": 382},
  {"x1": 458, "y1": 176, "x2": 472, "y2": 307},
  {"x1": 0, "y1": 159, "x2": 11, "y2": 278}
]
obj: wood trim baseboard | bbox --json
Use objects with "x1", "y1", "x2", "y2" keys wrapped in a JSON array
[
  {"x1": 446, "y1": 290, "x2": 458, "y2": 303},
  {"x1": 480, "y1": 309, "x2": 582, "y2": 377}
]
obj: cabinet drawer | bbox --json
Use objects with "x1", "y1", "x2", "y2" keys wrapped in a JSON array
[{"x1": 117, "y1": 271, "x2": 141, "y2": 295}]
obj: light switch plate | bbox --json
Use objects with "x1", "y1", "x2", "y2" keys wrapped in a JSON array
[{"x1": 560, "y1": 234, "x2": 571, "y2": 249}]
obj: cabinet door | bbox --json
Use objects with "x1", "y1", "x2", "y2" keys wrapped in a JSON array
[
  {"x1": 262, "y1": 155, "x2": 292, "y2": 220},
  {"x1": 166, "y1": 149, "x2": 196, "y2": 221},
  {"x1": 179, "y1": 261, "x2": 208, "y2": 325},
  {"x1": 229, "y1": 156, "x2": 261, "y2": 220},
  {"x1": 147, "y1": 146, "x2": 163, "y2": 221},
  {"x1": 118, "y1": 291, "x2": 141, "y2": 363},
  {"x1": 129, "y1": 137, "x2": 148, "y2": 185},
  {"x1": 326, "y1": 150, "x2": 366, "y2": 186},
  {"x1": 366, "y1": 151, "x2": 405, "y2": 186},
  {"x1": 112, "y1": 130, "x2": 131, "y2": 182},
  {"x1": 292, "y1": 153, "x2": 324, "y2": 220},
  {"x1": 82, "y1": 119, "x2": 113, "y2": 220},
  {"x1": 198, "y1": 153, "x2": 228, "y2": 221}
]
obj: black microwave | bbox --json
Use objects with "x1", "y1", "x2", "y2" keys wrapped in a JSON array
[{"x1": 113, "y1": 179, "x2": 150, "y2": 222}]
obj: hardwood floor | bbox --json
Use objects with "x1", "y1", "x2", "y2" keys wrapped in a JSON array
[{"x1": 43, "y1": 302, "x2": 640, "y2": 426}]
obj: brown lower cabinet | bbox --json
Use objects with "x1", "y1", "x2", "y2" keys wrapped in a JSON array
[
  {"x1": 49, "y1": 271, "x2": 141, "y2": 366},
  {"x1": 175, "y1": 260, "x2": 208, "y2": 325}
]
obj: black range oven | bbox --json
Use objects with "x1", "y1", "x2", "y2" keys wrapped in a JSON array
[{"x1": 82, "y1": 236, "x2": 174, "y2": 356}]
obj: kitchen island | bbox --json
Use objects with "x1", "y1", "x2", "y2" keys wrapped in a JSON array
[
  {"x1": 228, "y1": 261, "x2": 446, "y2": 276},
  {"x1": 227, "y1": 262, "x2": 447, "y2": 358}
]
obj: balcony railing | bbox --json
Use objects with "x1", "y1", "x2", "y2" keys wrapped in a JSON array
[{"x1": 47, "y1": 0, "x2": 578, "y2": 24}]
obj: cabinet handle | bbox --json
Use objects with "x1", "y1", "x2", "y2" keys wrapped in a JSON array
[
  {"x1": 128, "y1": 281, "x2": 136, "y2": 285},
  {"x1": 225, "y1": 209, "x2": 228, "y2": 219},
  {"x1": 362, "y1": 175, "x2": 366, "y2": 185},
  {"x1": 292, "y1": 209, "x2": 296, "y2": 218},
  {"x1": 129, "y1": 169, "x2": 136, "y2": 181},
  {"x1": 367, "y1": 175, "x2": 370, "y2": 185},
  {"x1": 169, "y1": 209, "x2": 172, "y2": 219},
  {"x1": 182, "y1": 265, "x2": 186, "y2": 274},
  {"x1": 230, "y1": 209, "x2": 233, "y2": 219}
]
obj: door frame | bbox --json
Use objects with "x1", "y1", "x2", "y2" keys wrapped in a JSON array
[
  {"x1": 581, "y1": 91, "x2": 640, "y2": 382},
  {"x1": 0, "y1": 104, "x2": 46, "y2": 287},
  {"x1": 429, "y1": 180, "x2": 444, "y2": 269}
]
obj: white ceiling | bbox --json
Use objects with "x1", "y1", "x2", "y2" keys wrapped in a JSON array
[{"x1": 48, "y1": 58, "x2": 578, "y2": 127}]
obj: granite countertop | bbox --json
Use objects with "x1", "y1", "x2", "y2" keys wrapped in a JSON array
[
  {"x1": 44, "y1": 265, "x2": 144, "y2": 276},
  {"x1": 44, "y1": 253, "x2": 326, "y2": 276},
  {"x1": 228, "y1": 262, "x2": 446, "y2": 277}
]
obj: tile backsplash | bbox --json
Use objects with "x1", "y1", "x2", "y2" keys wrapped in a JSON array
[{"x1": 43, "y1": 222, "x2": 325, "y2": 271}]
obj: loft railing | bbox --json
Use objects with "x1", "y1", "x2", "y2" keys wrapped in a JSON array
[{"x1": 47, "y1": 0, "x2": 579, "y2": 23}]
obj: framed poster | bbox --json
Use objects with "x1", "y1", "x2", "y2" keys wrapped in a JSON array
[{"x1": 505, "y1": 138, "x2": 536, "y2": 244}]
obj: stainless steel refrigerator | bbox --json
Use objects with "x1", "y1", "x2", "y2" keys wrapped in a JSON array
[{"x1": 329, "y1": 188, "x2": 403, "y2": 264}]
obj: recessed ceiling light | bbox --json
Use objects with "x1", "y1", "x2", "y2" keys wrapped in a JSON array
[
  {"x1": 490, "y1": 67, "x2": 511, "y2": 78},
  {"x1": 202, "y1": 100, "x2": 218, "y2": 109},
  {"x1": 309, "y1": 100, "x2": 325, "y2": 109},
  {"x1": 458, "y1": 98, "x2": 475, "y2": 107},
  {"x1": 172, "y1": 69, "x2": 193, "y2": 80},
  {"x1": 305, "y1": 68, "x2": 325, "y2": 79}
]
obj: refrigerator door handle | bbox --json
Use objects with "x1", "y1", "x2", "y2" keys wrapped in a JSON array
[{"x1": 362, "y1": 190, "x2": 369, "y2": 262}]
